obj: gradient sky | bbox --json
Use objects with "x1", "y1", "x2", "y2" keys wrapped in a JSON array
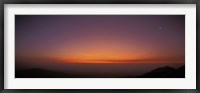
[{"x1": 15, "y1": 15, "x2": 185, "y2": 64}]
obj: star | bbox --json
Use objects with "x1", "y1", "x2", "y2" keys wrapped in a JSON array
[{"x1": 159, "y1": 26, "x2": 162, "y2": 30}]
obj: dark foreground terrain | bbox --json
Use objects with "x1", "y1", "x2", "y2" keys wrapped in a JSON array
[
  {"x1": 137, "y1": 65, "x2": 184, "y2": 78},
  {"x1": 16, "y1": 65, "x2": 185, "y2": 78}
]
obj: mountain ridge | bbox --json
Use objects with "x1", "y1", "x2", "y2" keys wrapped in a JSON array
[{"x1": 15, "y1": 65, "x2": 185, "y2": 78}]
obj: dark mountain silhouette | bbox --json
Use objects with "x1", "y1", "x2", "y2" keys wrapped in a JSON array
[
  {"x1": 16, "y1": 68, "x2": 105, "y2": 78},
  {"x1": 137, "y1": 65, "x2": 185, "y2": 78},
  {"x1": 15, "y1": 68, "x2": 71, "y2": 78},
  {"x1": 15, "y1": 65, "x2": 185, "y2": 78}
]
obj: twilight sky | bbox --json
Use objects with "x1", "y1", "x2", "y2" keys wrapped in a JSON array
[{"x1": 15, "y1": 15, "x2": 185, "y2": 64}]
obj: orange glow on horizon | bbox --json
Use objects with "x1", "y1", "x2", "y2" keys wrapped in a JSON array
[
  {"x1": 50, "y1": 54, "x2": 184, "y2": 64},
  {"x1": 16, "y1": 33, "x2": 184, "y2": 64},
  {"x1": 53, "y1": 50, "x2": 152, "y2": 64}
]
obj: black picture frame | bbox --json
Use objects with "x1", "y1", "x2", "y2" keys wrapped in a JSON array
[{"x1": 0, "y1": 0, "x2": 198, "y2": 93}]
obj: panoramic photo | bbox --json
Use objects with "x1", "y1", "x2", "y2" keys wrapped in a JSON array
[{"x1": 15, "y1": 15, "x2": 185, "y2": 78}]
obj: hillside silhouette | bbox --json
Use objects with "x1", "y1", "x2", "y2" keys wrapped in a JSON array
[
  {"x1": 136, "y1": 65, "x2": 185, "y2": 78},
  {"x1": 15, "y1": 65, "x2": 185, "y2": 78},
  {"x1": 16, "y1": 68, "x2": 71, "y2": 78},
  {"x1": 16, "y1": 68, "x2": 100, "y2": 78}
]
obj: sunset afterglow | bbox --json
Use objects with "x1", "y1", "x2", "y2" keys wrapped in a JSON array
[{"x1": 15, "y1": 15, "x2": 185, "y2": 78}]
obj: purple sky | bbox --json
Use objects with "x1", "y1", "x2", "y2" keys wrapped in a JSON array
[
  {"x1": 15, "y1": 15, "x2": 185, "y2": 77},
  {"x1": 15, "y1": 15, "x2": 185, "y2": 64}
]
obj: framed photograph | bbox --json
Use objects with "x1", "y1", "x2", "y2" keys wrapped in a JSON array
[{"x1": 1, "y1": 0, "x2": 198, "y2": 93}]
